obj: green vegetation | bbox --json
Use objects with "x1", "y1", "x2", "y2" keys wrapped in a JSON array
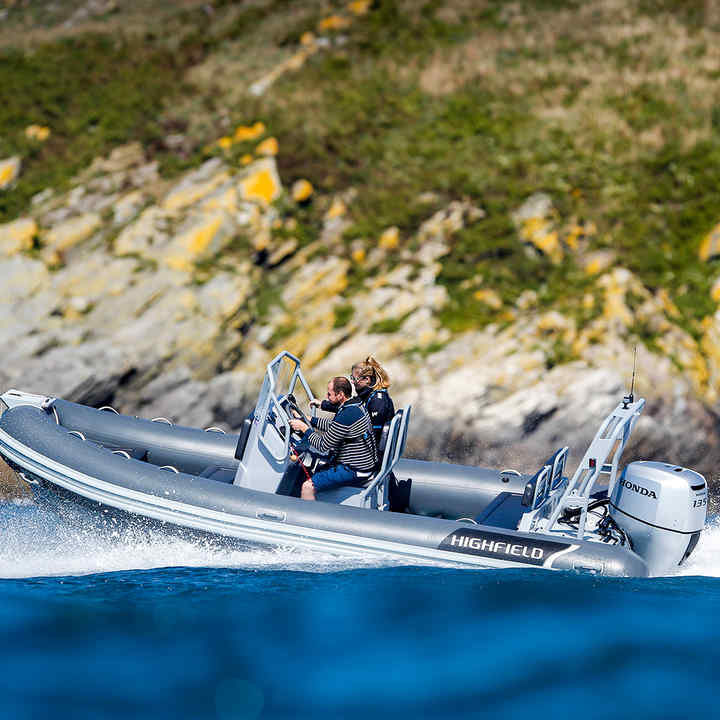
[
  {"x1": 369, "y1": 312, "x2": 414, "y2": 334},
  {"x1": 0, "y1": 34, "x2": 185, "y2": 220},
  {"x1": 333, "y1": 303, "x2": 355, "y2": 329}
]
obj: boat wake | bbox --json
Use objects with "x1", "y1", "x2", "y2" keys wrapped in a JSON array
[
  {"x1": 0, "y1": 494, "x2": 396, "y2": 579},
  {"x1": 1, "y1": 492, "x2": 718, "y2": 580},
  {"x1": 675, "y1": 515, "x2": 720, "y2": 577}
]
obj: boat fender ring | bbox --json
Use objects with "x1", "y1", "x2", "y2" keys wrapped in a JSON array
[
  {"x1": 457, "y1": 517, "x2": 477, "y2": 524},
  {"x1": 67, "y1": 430, "x2": 86, "y2": 441},
  {"x1": 152, "y1": 417, "x2": 173, "y2": 425},
  {"x1": 99, "y1": 406, "x2": 119, "y2": 414},
  {"x1": 159, "y1": 465, "x2": 179, "y2": 473},
  {"x1": 204, "y1": 426, "x2": 226, "y2": 433},
  {"x1": 112, "y1": 450, "x2": 131, "y2": 459},
  {"x1": 500, "y1": 468, "x2": 522, "y2": 483}
]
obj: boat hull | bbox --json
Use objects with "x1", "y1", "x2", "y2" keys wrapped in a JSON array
[{"x1": 0, "y1": 402, "x2": 649, "y2": 576}]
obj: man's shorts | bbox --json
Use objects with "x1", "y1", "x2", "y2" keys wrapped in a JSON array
[{"x1": 311, "y1": 463, "x2": 360, "y2": 492}]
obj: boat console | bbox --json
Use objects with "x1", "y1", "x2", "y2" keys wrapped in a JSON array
[{"x1": 233, "y1": 351, "x2": 411, "y2": 509}]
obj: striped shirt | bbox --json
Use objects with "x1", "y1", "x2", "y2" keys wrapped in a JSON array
[{"x1": 304, "y1": 397, "x2": 377, "y2": 472}]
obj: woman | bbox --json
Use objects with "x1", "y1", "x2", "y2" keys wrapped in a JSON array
[
  {"x1": 310, "y1": 357, "x2": 395, "y2": 450},
  {"x1": 350, "y1": 357, "x2": 395, "y2": 451}
]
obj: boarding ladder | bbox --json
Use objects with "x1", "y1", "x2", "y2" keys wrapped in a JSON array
[{"x1": 517, "y1": 396, "x2": 645, "y2": 538}]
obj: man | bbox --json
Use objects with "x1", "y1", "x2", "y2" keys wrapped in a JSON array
[{"x1": 289, "y1": 376, "x2": 377, "y2": 501}]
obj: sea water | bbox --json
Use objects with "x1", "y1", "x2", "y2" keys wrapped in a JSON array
[{"x1": 0, "y1": 494, "x2": 718, "y2": 720}]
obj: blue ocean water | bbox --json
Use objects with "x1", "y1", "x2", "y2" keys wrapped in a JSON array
[{"x1": 1, "y1": 496, "x2": 719, "y2": 720}]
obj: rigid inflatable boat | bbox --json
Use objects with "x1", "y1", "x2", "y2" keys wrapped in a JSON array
[{"x1": 0, "y1": 352, "x2": 708, "y2": 577}]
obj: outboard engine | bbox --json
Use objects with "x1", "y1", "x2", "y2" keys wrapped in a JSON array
[{"x1": 609, "y1": 461, "x2": 707, "y2": 575}]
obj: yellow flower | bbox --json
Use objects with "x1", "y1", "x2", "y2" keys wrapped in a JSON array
[
  {"x1": 234, "y1": 122, "x2": 266, "y2": 142},
  {"x1": 318, "y1": 14, "x2": 350, "y2": 31},
  {"x1": 348, "y1": 0, "x2": 371, "y2": 16},
  {"x1": 217, "y1": 136, "x2": 233, "y2": 150},
  {"x1": 325, "y1": 198, "x2": 346, "y2": 220},
  {"x1": 712, "y1": 278, "x2": 720, "y2": 303},
  {"x1": 292, "y1": 179, "x2": 314, "y2": 203},
  {"x1": 255, "y1": 137, "x2": 279, "y2": 156},
  {"x1": 473, "y1": 289, "x2": 502, "y2": 309},
  {"x1": 300, "y1": 32, "x2": 316, "y2": 46},
  {"x1": 25, "y1": 125, "x2": 51, "y2": 141},
  {"x1": 378, "y1": 226, "x2": 399, "y2": 250}
]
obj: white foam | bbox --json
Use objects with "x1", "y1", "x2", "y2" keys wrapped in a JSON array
[
  {"x1": 0, "y1": 499, "x2": 396, "y2": 579},
  {"x1": 674, "y1": 515, "x2": 720, "y2": 577}
]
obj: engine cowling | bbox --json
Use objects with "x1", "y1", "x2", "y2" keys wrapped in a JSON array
[{"x1": 609, "y1": 461, "x2": 707, "y2": 576}]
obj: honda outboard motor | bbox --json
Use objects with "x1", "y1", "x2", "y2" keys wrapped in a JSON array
[{"x1": 609, "y1": 461, "x2": 707, "y2": 575}]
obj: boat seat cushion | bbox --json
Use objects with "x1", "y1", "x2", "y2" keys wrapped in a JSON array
[{"x1": 317, "y1": 485, "x2": 366, "y2": 507}]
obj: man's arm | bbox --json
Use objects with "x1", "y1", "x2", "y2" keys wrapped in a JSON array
[{"x1": 303, "y1": 407, "x2": 358, "y2": 455}]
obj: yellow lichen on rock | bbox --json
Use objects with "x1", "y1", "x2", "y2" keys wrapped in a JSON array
[
  {"x1": 318, "y1": 14, "x2": 351, "y2": 31},
  {"x1": 300, "y1": 32, "x2": 316, "y2": 46},
  {"x1": 163, "y1": 212, "x2": 228, "y2": 272},
  {"x1": 114, "y1": 206, "x2": 169, "y2": 258},
  {"x1": 283, "y1": 257, "x2": 350, "y2": 311},
  {"x1": 699, "y1": 222, "x2": 720, "y2": 262},
  {"x1": 712, "y1": 277, "x2": 720, "y2": 303},
  {"x1": 348, "y1": 0, "x2": 371, "y2": 15},
  {"x1": 200, "y1": 185, "x2": 238, "y2": 214},
  {"x1": 564, "y1": 220, "x2": 595, "y2": 250},
  {"x1": 44, "y1": 213, "x2": 101, "y2": 254},
  {"x1": 473, "y1": 289, "x2": 502, "y2": 309},
  {"x1": 25, "y1": 125, "x2": 51, "y2": 141},
  {"x1": 163, "y1": 172, "x2": 230, "y2": 213},
  {"x1": 379, "y1": 226, "x2": 400, "y2": 250},
  {"x1": 255, "y1": 137, "x2": 279, "y2": 156},
  {"x1": 536, "y1": 311, "x2": 575, "y2": 341},
  {"x1": 582, "y1": 250, "x2": 616, "y2": 276},
  {"x1": 513, "y1": 193, "x2": 563, "y2": 263},
  {"x1": 325, "y1": 198, "x2": 346, "y2": 220},
  {"x1": 598, "y1": 268, "x2": 636, "y2": 329},
  {"x1": 656, "y1": 327, "x2": 708, "y2": 395},
  {"x1": 701, "y1": 313, "x2": 720, "y2": 402},
  {"x1": 0, "y1": 157, "x2": 21, "y2": 190},
  {"x1": 0, "y1": 217, "x2": 37, "y2": 256},
  {"x1": 656, "y1": 288, "x2": 681, "y2": 318},
  {"x1": 234, "y1": 122, "x2": 265, "y2": 142},
  {"x1": 520, "y1": 216, "x2": 562, "y2": 263},
  {"x1": 292, "y1": 179, "x2": 314, "y2": 203},
  {"x1": 238, "y1": 158, "x2": 282, "y2": 205},
  {"x1": 533, "y1": 229, "x2": 560, "y2": 259}
]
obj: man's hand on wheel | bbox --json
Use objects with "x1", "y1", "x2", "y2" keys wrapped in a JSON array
[{"x1": 289, "y1": 418, "x2": 309, "y2": 434}]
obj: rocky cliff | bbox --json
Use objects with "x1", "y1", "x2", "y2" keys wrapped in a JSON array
[{"x1": 1, "y1": 0, "x2": 720, "y2": 491}]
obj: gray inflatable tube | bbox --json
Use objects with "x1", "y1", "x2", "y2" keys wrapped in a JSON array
[{"x1": 0, "y1": 401, "x2": 649, "y2": 576}]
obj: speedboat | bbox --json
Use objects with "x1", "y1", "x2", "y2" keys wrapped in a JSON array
[{"x1": 0, "y1": 351, "x2": 707, "y2": 576}]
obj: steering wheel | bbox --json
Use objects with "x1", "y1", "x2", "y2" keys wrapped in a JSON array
[{"x1": 281, "y1": 394, "x2": 310, "y2": 445}]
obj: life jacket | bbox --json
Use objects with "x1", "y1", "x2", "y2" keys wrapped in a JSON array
[{"x1": 365, "y1": 388, "x2": 394, "y2": 455}]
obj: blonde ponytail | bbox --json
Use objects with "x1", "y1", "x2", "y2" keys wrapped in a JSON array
[{"x1": 353, "y1": 356, "x2": 390, "y2": 390}]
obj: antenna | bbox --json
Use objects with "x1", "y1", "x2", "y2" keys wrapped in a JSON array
[{"x1": 623, "y1": 345, "x2": 637, "y2": 408}]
